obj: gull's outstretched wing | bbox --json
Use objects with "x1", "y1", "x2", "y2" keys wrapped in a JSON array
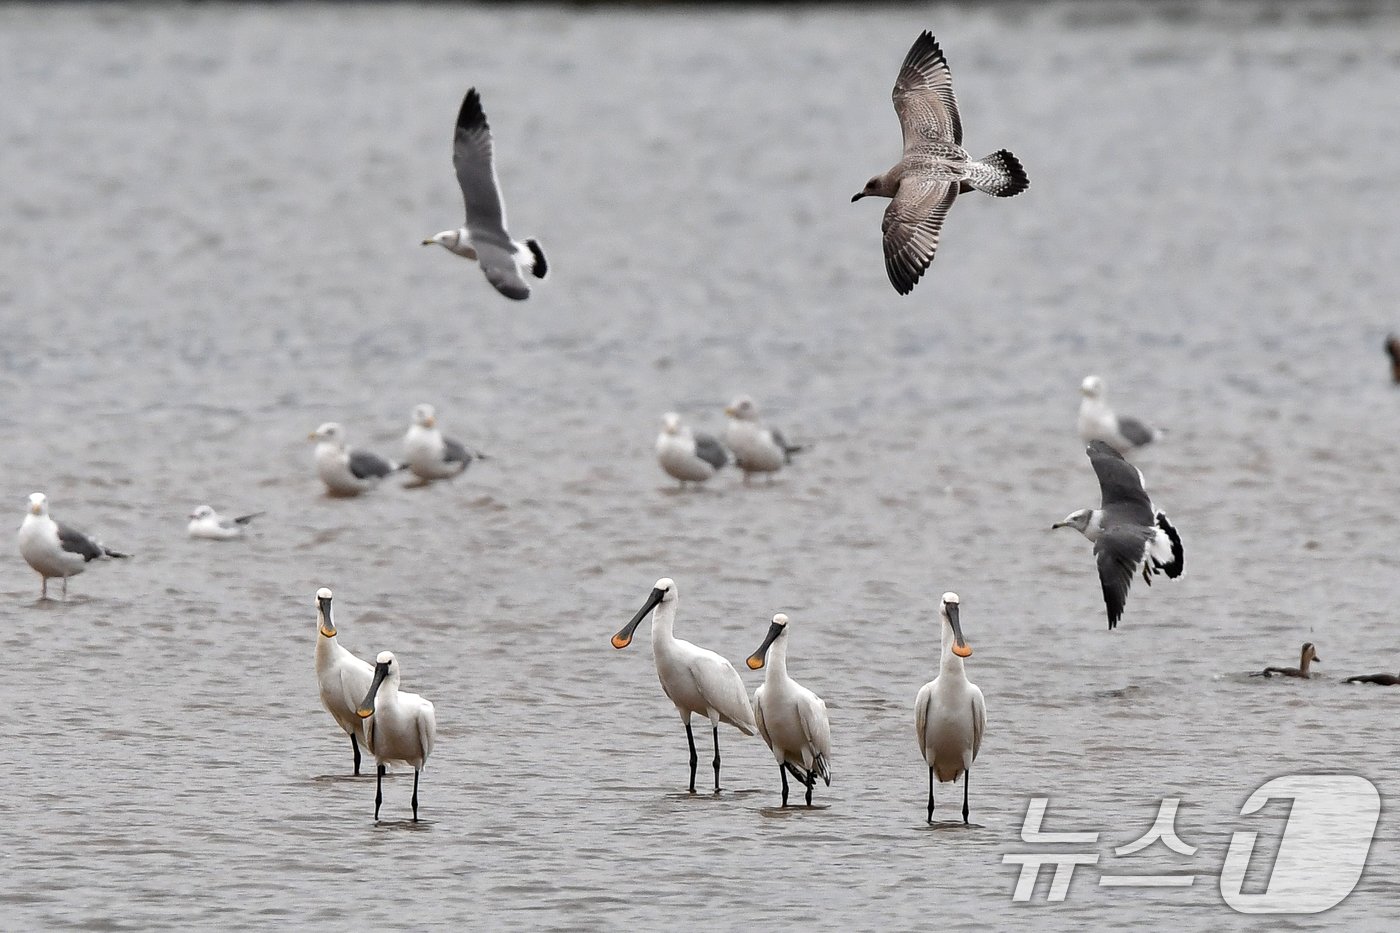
[
  {"x1": 882, "y1": 177, "x2": 957, "y2": 294},
  {"x1": 892, "y1": 31, "x2": 962, "y2": 148}
]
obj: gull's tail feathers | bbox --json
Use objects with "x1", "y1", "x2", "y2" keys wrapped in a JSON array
[{"x1": 966, "y1": 150, "x2": 1029, "y2": 198}]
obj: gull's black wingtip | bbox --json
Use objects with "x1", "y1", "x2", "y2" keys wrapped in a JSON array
[{"x1": 456, "y1": 87, "x2": 487, "y2": 132}]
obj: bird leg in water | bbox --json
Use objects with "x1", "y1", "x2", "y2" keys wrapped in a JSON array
[
  {"x1": 351, "y1": 735, "x2": 361, "y2": 776},
  {"x1": 40, "y1": 576, "x2": 47, "y2": 599},
  {"x1": 806, "y1": 772, "x2": 814, "y2": 807},
  {"x1": 685, "y1": 723, "x2": 698, "y2": 793},
  {"x1": 62, "y1": 576, "x2": 68, "y2": 600},
  {"x1": 411, "y1": 769, "x2": 420, "y2": 822},
  {"x1": 712, "y1": 725, "x2": 721, "y2": 792},
  {"x1": 963, "y1": 770, "x2": 970, "y2": 825},
  {"x1": 375, "y1": 764, "x2": 385, "y2": 821},
  {"x1": 928, "y1": 767, "x2": 936, "y2": 823},
  {"x1": 780, "y1": 766, "x2": 790, "y2": 807}
]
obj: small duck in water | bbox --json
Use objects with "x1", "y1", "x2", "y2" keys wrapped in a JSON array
[{"x1": 1253, "y1": 642, "x2": 1320, "y2": 679}]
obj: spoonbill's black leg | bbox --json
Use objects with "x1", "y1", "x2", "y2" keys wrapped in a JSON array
[
  {"x1": 375, "y1": 764, "x2": 385, "y2": 821},
  {"x1": 712, "y1": 725, "x2": 721, "y2": 791},
  {"x1": 927, "y1": 767, "x2": 935, "y2": 823},
  {"x1": 685, "y1": 723, "x2": 698, "y2": 793},
  {"x1": 805, "y1": 770, "x2": 815, "y2": 807},
  {"x1": 351, "y1": 735, "x2": 361, "y2": 776},
  {"x1": 411, "y1": 769, "x2": 420, "y2": 822},
  {"x1": 780, "y1": 767, "x2": 789, "y2": 807},
  {"x1": 963, "y1": 770, "x2": 970, "y2": 825}
]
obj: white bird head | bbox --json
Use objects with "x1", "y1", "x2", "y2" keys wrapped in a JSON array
[
  {"x1": 422, "y1": 230, "x2": 463, "y2": 249},
  {"x1": 27, "y1": 492, "x2": 48, "y2": 516},
  {"x1": 660, "y1": 412, "x2": 683, "y2": 435},
  {"x1": 316, "y1": 587, "x2": 336, "y2": 637},
  {"x1": 612, "y1": 578, "x2": 677, "y2": 649},
  {"x1": 1051, "y1": 508, "x2": 1094, "y2": 534},
  {"x1": 189, "y1": 504, "x2": 215, "y2": 521},
  {"x1": 1080, "y1": 375, "x2": 1105, "y2": 399},
  {"x1": 309, "y1": 422, "x2": 345, "y2": 445},
  {"x1": 357, "y1": 651, "x2": 399, "y2": 719},
  {"x1": 940, "y1": 592, "x2": 972, "y2": 658},
  {"x1": 412, "y1": 404, "x2": 437, "y2": 429},
  {"x1": 724, "y1": 396, "x2": 758, "y2": 420},
  {"x1": 746, "y1": 612, "x2": 790, "y2": 670}
]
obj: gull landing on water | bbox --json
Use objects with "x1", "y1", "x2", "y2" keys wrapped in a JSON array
[
  {"x1": 17, "y1": 493, "x2": 130, "y2": 599},
  {"x1": 852, "y1": 31, "x2": 1028, "y2": 295},
  {"x1": 612, "y1": 578, "x2": 757, "y2": 793},
  {"x1": 1054, "y1": 441, "x2": 1184, "y2": 629},
  {"x1": 914, "y1": 593, "x2": 985, "y2": 824},
  {"x1": 423, "y1": 88, "x2": 548, "y2": 301}
]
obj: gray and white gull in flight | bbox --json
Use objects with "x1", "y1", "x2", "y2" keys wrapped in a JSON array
[
  {"x1": 852, "y1": 31, "x2": 1028, "y2": 295},
  {"x1": 1053, "y1": 441, "x2": 1183, "y2": 629},
  {"x1": 423, "y1": 88, "x2": 547, "y2": 301}
]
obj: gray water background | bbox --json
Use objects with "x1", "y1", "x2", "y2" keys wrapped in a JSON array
[{"x1": 2, "y1": 1, "x2": 1399, "y2": 929}]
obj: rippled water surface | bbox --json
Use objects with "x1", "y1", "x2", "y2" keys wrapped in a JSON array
[{"x1": 4, "y1": 1, "x2": 1400, "y2": 928}]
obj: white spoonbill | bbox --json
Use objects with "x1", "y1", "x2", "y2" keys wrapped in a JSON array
[
  {"x1": 313, "y1": 588, "x2": 374, "y2": 775},
  {"x1": 357, "y1": 651, "x2": 436, "y2": 822},
  {"x1": 17, "y1": 492, "x2": 130, "y2": 599},
  {"x1": 914, "y1": 592, "x2": 986, "y2": 824},
  {"x1": 611, "y1": 578, "x2": 757, "y2": 792},
  {"x1": 187, "y1": 505, "x2": 263, "y2": 540},
  {"x1": 308, "y1": 422, "x2": 404, "y2": 496},
  {"x1": 403, "y1": 403, "x2": 485, "y2": 482},
  {"x1": 747, "y1": 613, "x2": 832, "y2": 807}
]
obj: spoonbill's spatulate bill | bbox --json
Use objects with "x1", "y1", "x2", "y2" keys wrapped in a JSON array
[
  {"x1": 403, "y1": 403, "x2": 484, "y2": 482},
  {"x1": 748, "y1": 613, "x2": 832, "y2": 807},
  {"x1": 17, "y1": 492, "x2": 130, "y2": 600},
  {"x1": 851, "y1": 31, "x2": 1028, "y2": 295},
  {"x1": 313, "y1": 588, "x2": 374, "y2": 775},
  {"x1": 1077, "y1": 375, "x2": 1162, "y2": 456},
  {"x1": 423, "y1": 88, "x2": 548, "y2": 301},
  {"x1": 308, "y1": 422, "x2": 405, "y2": 496},
  {"x1": 1253, "y1": 642, "x2": 1321, "y2": 679},
  {"x1": 914, "y1": 592, "x2": 985, "y2": 824},
  {"x1": 1053, "y1": 440, "x2": 1184, "y2": 629},
  {"x1": 357, "y1": 651, "x2": 436, "y2": 822},
  {"x1": 723, "y1": 396, "x2": 805, "y2": 483},
  {"x1": 187, "y1": 504, "x2": 263, "y2": 540},
  {"x1": 655, "y1": 412, "x2": 729, "y2": 487},
  {"x1": 612, "y1": 578, "x2": 757, "y2": 793}
]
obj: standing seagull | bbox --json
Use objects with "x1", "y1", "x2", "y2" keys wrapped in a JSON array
[
  {"x1": 852, "y1": 31, "x2": 1028, "y2": 295},
  {"x1": 914, "y1": 592, "x2": 985, "y2": 824},
  {"x1": 747, "y1": 613, "x2": 832, "y2": 808},
  {"x1": 313, "y1": 588, "x2": 375, "y2": 775},
  {"x1": 423, "y1": 88, "x2": 548, "y2": 300},
  {"x1": 611, "y1": 578, "x2": 758, "y2": 793},
  {"x1": 723, "y1": 396, "x2": 805, "y2": 483},
  {"x1": 655, "y1": 412, "x2": 729, "y2": 487},
  {"x1": 308, "y1": 422, "x2": 404, "y2": 496},
  {"x1": 1053, "y1": 441, "x2": 1184, "y2": 629},
  {"x1": 403, "y1": 403, "x2": 484, "y2": 482},
  {"x1": 357, "y1": 651, "x2": 436, "y2": 822},
  {"x1": 1078, "y1": 376, "x2": 1162, "y2": 456},
  {"x1": 17, "y1": 493, "x2": 129, "y2": 599},
  {"x1": 187, "y1": 505, "x2": 263, "y2": 540}
]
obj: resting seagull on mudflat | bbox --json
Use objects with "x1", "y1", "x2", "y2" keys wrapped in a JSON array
[
  {"x1": 403, "y1": 404, "x2": 484, "y2": 482},
  {"x1": 308, "y1": 422, "x2": 405, "y2": 496},
  {"x1": 17, "y1": 493, "x2": 130, "y2": 599},
  {"x1": 723, "y1": 396, "x2": 805, "y2": 483},
  {"x1": 1053, "y1": 441, "x2": 1183, "y2": 629},
  {"x1": 423, "y1": 88, "x2": 547, "y2": 301},
  {"x1": 187, "y1": 505, "x2": 263, "y2": 540},
  {"x1": 655, "y1": 412, "x2": 729, "y2": 487},
  {"x1": 1078, "y1": 376, "x2": 1162, "y2": 456},
  {"x1": 852, "y1": 31, "x2": 1028, "y2": 295}
]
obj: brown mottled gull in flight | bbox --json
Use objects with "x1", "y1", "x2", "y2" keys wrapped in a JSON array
[
  {"x1": 424, "y1": 88, "x2": 548, "y2": 301},
  {"x1": 852, "y1": 32, "x2": 1029, "y2": 295}
]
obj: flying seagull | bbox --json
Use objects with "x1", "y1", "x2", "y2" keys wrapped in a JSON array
[
  {"x1": 1078, "y1": 375, "x2": 1162, "y2": 456},
  {"x1": 17, "y1": 492, "x2": 130, "y2": 599},
  {"x1": 423, "y1": 88, "x2": 548, "y2": 300},
  {"x1": 852, "y1": 31, "x2": 1028, "y2": 295},
  {"x1": 1053, "y1": 441, "x2": 1184, "y2": 629}
]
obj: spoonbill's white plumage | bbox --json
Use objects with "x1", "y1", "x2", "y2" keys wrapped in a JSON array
[
  {"x1": 612, "y1": 578, "x2": 757, "y2": 792},
  {"x1": 17, "y1": 492, "x2": 130, "y2": 599},
  {"x1": 308, "y1": 422, "x2": 404, "y2": 496},
  {"x1": 313, "y1": 588, "x2": 375, "y2": 775},
  {"x1": 914, "y1": 592, "x2": 986, "y2": 824},
  {"x1": 357, "y1": 651, "x2": 436, "y2": 822},
  {"x1": 187, "y1": 504, "x2": 263, "y2": 540},
  {"x1": 747, "y1": 613, "x2": 832, "y2": 807},
  {"x1": 1077, "y1": 375, "x2": 1161, "y2": 456},
  {"x1": 722, "y1": 396, "x2": 805, "y2": 482},
  {"x1": 655, "y1": 412, "x2": 729, "y2": 487},
  {"x1": 403, "y1": 403, "x2": 484, "y2": 482}
]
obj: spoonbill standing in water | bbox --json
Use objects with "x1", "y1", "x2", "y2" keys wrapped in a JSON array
[
  {"x1": 612, "y1": 578, "x2": 757, "y2": 793},
  {"x1": 312, "y1": 588, "x2": 374, "y2": 775},
  {"x1": 747, "y1": 613, "x2": 832, "y2": 807},
  {"x1": 357, "y1": 652, "x2": 436, "y2": 822},
  {"x1": 914, "y1": 592, "x2": 986, "y2": 824}
]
